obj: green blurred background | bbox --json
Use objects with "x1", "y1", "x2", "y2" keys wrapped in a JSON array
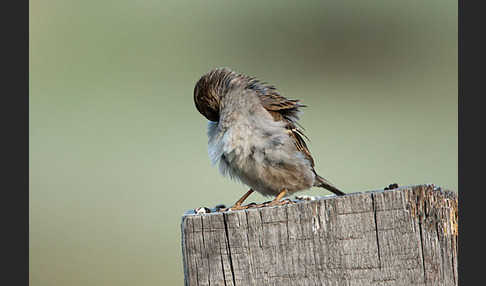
[{"x1": 30, "y1": 0, "x2": 457, "y2": 285}]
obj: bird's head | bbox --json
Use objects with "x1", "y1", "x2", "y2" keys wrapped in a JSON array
[
  {"x1": 193, "y1": 75, "x2": 221, "y2": 122},
  {"x1": 194, "y1": 67, "x2": 246, "y2": 122}
]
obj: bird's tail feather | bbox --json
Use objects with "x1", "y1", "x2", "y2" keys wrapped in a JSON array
[{"x1": 314, "y1": 174, "x2": 345, "y2": 196}]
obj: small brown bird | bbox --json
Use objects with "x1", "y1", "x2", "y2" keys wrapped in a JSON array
[{"x1": 194, "y1": 67, "x2": 345, "y2": 210}]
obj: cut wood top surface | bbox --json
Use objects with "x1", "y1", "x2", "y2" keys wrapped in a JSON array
[{"x1": 183, "y1": 184, "x2": 457, "y2": 218}]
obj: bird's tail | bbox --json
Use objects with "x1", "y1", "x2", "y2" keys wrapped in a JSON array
[{"x1": 314, "y1": 174, "x2": 345, "y2": 196}]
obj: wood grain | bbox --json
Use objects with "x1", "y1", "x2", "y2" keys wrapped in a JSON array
[{"x1": 181, "y1": 185, "x2": 458, "y2": 286}]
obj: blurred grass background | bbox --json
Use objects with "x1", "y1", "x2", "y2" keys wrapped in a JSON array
[{"x1": 30, "y1": 0, "x2": 457, "y2": 285}]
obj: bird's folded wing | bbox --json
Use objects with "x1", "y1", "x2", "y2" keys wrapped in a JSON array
[{"x1": 257, "y1": 91, "x2": 316, "y2": 168}]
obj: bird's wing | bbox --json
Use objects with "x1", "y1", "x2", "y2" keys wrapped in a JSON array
[
  {"x1": 256, "y1": 88, "x2": 344, "y2": 195},
  {"x1": 257, "y1": 91, "x2": 316, "y2": 168}
]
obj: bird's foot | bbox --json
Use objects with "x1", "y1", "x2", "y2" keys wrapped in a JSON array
[
  {"x1": 229, "y1": 203, "x2": 251, "y2": 211},
  {"x1": 218, "y1": 202, "x2": 254, "y2": 212},
  {"x1": 265, "y1": 198, "x2": 294, "y2": 207},
  {"x1": 263, "y1": 189, "x2": 292, "y2": 207},
  {"x1": 219, "y1": 189, "x2": 255, "y2": 212},
  {"x1": 217, "y1": 188, "x2": 294, "y2": 212}
]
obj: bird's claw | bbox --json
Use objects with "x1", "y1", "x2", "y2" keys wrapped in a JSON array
[
  {"x1": 265, "y1": 198, "x2": 294, "y2": 207},
  {"x1": 218, "y1": 199, "x2": 295, "y2": 212}
]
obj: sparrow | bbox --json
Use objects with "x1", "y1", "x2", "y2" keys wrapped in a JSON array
[{"x1": 194, "y1": 67, "x2": 345, "y2": 210}]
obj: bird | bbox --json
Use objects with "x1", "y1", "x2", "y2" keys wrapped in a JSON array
[{"x1": 193, "y1": 67, "x2": 345, "y2": 210}]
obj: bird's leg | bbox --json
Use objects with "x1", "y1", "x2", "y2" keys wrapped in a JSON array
[
  {"x1": 228, "y1": 189, "x2": 255, "y2": 210},
  {"x1": 266, "y1": 189, "x2": 292, "y2": 207}
]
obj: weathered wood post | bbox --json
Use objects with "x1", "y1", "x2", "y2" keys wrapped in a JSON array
[{"x1": 181, "y1": 184, "x2": 458, "y2": 286}]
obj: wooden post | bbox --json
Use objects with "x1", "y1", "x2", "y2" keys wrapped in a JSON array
[{"x1": 181, "y1": 184, "x2": 458, "y2": 286}]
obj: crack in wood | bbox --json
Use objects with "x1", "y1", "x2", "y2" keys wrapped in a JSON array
[
  {"x1": 418, "y1": 218, "x2": 427, "y2": 285},
  {"x1": 371, "y1": 194, "x2": 382, "y2": 269},
  {"x1": 436, "y1": 221, "x2": 445, "y2": 283},
  {"x1": 416, "y1": 192, "x2": 428, "y2": 286},
  {"x1": 220, "y1": 251, "x2": 227, "y2": 286},
  {"x1": 222, "y1": 213, "x2": 236, "y2": 286}
]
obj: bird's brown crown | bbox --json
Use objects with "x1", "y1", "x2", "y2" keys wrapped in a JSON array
[{"x1": 194, "y1": 67, "x2": 282, "y2": 122}]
